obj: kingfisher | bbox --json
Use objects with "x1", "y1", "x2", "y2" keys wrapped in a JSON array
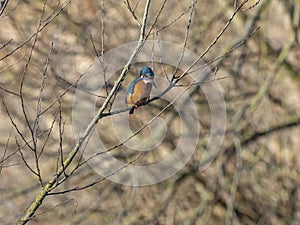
[{"x1": 125, "y1": 66, "x2": 156, "y2": 114}]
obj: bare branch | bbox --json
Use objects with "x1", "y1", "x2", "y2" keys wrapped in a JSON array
[
  {"x1": 48, "y1": 153, "x2": 143, "y2": 195},
  {"x1": 171, "y1": 0, "x2": 195, "y2": 81},
  {"x1": 16, "y1": 138, "x2": 39, "y2": 177},
  {"x1": 0, "y1": 127, "x2": 12, "y2": 174},
  {"x1": 38, "y1": 109, "x2": 59, "y2": 159},
  {"x1": 2, "y1": 98, "x2": 34, "y2": 151},
  {"x1": 57, "y1": 99, "x2": 67, "y2": 178},
  {"x1": 0, "y1": 85, "x2": 20, "y2": 97},
  {"x1": 41, "y1": 67, "x2": 95, "y2": 116},
  {"x1": 0, "y1": 38, "x2": 13, "y2": 51},
  {"x1": 242, "y1": 0, "x2": 260, "y2": 11},
  {"x1": 146, "y1": 0, "x2": 168, "y2": 37},
  {"x1": 89, "y1": 31, "x2": 109, "y2": 96},
  {"x1": 150, "y1": 1, "x2": 196, "y2": 35},
  {"x1": 123, "y1": 0, "x2": 141, "y2": 26},
  {"x1": 19, "y1": 0, "x2": 49, "y2": 146}
]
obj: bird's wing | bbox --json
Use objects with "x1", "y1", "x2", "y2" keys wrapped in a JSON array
[{"x1": 125, "y1": 77, "x2": 143, "y2": 103}]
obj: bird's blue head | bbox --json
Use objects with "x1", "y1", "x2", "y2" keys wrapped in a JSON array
[{"x1": 140, "y1": 66, "x2": 154, "y2": 79}]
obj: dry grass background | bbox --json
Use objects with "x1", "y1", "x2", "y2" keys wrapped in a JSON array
[{"x1": 1, "y1": 0, "x2": 300, "y2": 224}]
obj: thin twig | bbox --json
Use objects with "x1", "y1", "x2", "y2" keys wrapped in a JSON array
[
  {"x1": 2, "y1": 99, "x2": 34, "y2": 151},
  {"x1": 16, "y1": 138, "x2": 38, "y2": 177},
  {"x1": 123, "y1": 0, "x2": 141, "y2": 26},
  {"x1": 155, "y1": 29, "x2": 170, "y2": 81},
  {"x1": 0, "y1": 127, "x2": 52, "y2": 164},
  {"x1": 41, "y1": 67, "x2": 93, "y2": 116},
  {"x1": 0, "y1": 85, "x2": 20, "y2": 97},
  {"x1": 242, "y1": 0, "x2": 260, "y2": 11},
  {"x1": 146, "y1": 0, "x2": 168, "y2": 37},
  {"x1": 0, "y1": 127, "x2": 12, "y2": 174},
  {"x1": 57, "y1": 99, "x2": 67, "y2": 178},
  {"x1": 48, "y1": 153, "x2": 143, "y2": 195},
  {"x1": 33, "y1": 42, "x2": 54, "y2": 187},
  {"x1": 152, "y1": 2, "x2": 196, "y2": 35},
  {"x1": 54, "y1": 70, "x2": 106, "y2": 98},
  {"x1": 0, "y1": 38, "x2": 13, "y2": 51},
  {"x1": 171, "y1": 0, "x2": 195, "y2": 81},
  {"x1": 38, "y1": 109, "x2": 59, "y2": 159},
  {"x1": 101, "y1": 0, "x2": 108, "y2": 95},
  {"x1": 225, "y1": 136, "x2": 243, "y2": 225}
]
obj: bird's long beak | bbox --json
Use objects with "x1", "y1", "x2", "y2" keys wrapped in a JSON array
[{"x1": 152, "y1": 80, "x2": 157, "y2": 88}]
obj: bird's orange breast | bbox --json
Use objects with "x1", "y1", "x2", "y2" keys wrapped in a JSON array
[{"x1": 127, "y1": 80, "x2": 152, "y2": 106}]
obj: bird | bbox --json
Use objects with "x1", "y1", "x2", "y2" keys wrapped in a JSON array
[{"x1": 125, "y1": 66, "x2": 156, "y2": 114}]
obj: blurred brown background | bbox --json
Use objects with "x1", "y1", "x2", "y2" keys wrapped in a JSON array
[{"x1": 1, "y1": 0, "x2": 300, "y2": 224}]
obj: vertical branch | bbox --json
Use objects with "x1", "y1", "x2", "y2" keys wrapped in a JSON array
[
  {"x1": 38, "y1": 109, "x2": 59, "y2": 159},
  {"x1": 171, "y1": 0, "x2": 195, "y2": 81},
  {"x1": 101, "y1": 0, "x2": 108, "y2": 95},
  {"x1": 0, "y1": 127, "x2": 12, "y2": 174},
  {"x1": 19, "y1": 0, "x2": 48, "y2": 141},
  {"x1": 148, "y1": 0, "x2": 168, "y2": 72},
  {"x1": 155, "y1": 29, "x2": 170, "y2": 81},
  {"x1": 151, "y1": 32, "x2": 155, "y2": 69},
  {"x1": 249, "y1": 36, "x2": 295, "y2": 109},
  {"x1": 225, "y1": 136, "x2": 243, "y2": 225},
  {"x1": 90, "y1": 32, "x2": 109, "y2": 96},
  {"x1": 57, "y1": 99, "x2": 67, "y2": 178},
  {"x1": 32, "y1": 42, "x2": 54, "y2": 187},
  {"x1": 139, "y1": 0, "x2": 151, "y2": 42}
]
